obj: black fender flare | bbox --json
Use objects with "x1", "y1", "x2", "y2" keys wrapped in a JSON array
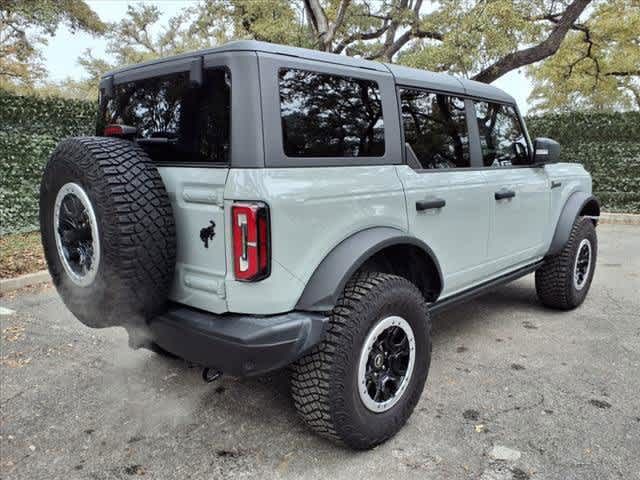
[
  {"x1": 547, "y1": 192, "x2": 600, "y2": 256},
  {"x1": 295, "y1": 227, "x2": 443, "y2": 312}
]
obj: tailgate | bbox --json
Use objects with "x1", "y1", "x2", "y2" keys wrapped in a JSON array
[{"x1": 158, "y1": 167, "x2": 229, "y2": 313}]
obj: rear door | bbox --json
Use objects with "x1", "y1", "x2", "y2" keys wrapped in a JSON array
[
  {"x1": 100, "y1": 63, "x2": 232, "y2": 313},
  {"x1": 159, "y1": 167, "x2": 228, "y2": 313},
  {"x1": 470, "y1": 101, "x2": 550, "y2": 271},
  {"x1": 396, "y1": 88, "x2": 490, "y2": 297}
]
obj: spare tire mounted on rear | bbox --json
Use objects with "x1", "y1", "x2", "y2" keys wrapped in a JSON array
[{"x1": 40, "y1": 137, "x2": 176, "y2": 334}]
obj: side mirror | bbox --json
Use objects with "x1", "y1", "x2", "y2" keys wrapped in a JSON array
[{"x1": 533, "y1": 137, "x2": 560, "y2": 164}]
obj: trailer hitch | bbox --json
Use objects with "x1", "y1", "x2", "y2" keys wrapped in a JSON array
[{"x1": 202, "y1": 367, "x2": 223, "y2": 383}]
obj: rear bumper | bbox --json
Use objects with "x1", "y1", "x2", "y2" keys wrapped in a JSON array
[{"x1": 148, "y1": 305, "x2": 327, "y2": 377}]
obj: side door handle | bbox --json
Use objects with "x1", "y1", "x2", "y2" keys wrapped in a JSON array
[
  {"x1": 494, "y1": 188, "x2": 516, "y2": 200},
  {"x1": 551, "y1": 180, "x2": 562, "y2": 189},
  {"x1": 416, "y1": 198, "x2": 446, "y2": 211}
]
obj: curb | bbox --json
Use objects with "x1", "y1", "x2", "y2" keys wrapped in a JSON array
[
  {"x1": 0, "y1": 270, "x2": 50, "y2": 294},
  {"x1": 599, "y1": 212, "x2": 640, "y2": 225}
]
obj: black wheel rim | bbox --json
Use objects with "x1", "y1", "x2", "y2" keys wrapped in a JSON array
[
  {"x1": 358, "y1": 316, "x2": 415, "y2": 412},
  {"x1": 573, "y1": 238, "x2": 592, "y2": 290},
  {"x1": 54, "y1": 183, "x2": 100, "y2": 286}
]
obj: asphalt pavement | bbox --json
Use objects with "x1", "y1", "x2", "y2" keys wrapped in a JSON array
[{"x1": 1, "y1": 224, "x2": 639, "y2": 480}]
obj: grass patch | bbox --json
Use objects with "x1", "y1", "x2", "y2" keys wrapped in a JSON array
[{"x1": 0, "y1": 231, "x2": 45, "y2": 278}]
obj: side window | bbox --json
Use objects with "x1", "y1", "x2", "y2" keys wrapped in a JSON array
[
  {"x1": 279, "y1": 68, "x2": 385, "y2": 157},
  {"x1": 473, "y1": 102, "x2": 530, "y2": 167},
  {"x1": 400, "y1": 89, "x2": 470, "y2": 169}
]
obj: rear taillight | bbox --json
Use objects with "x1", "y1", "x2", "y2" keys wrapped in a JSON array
[
  {"x1": 104, "y1": 124, "x2": 137, "y2": 137},
  {"x1": 232, "y1": 202, "x2": 270, "y2": 281}
]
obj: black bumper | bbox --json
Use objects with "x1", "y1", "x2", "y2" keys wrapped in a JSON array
[{"x1": 148, "y1": 305, "x2": 327, "y2": 377}]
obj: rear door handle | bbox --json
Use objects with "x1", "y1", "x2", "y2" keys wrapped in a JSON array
[
  {"x1": 494, "y1": 188, "x2": 516, "y2": 200},
  {"x1": 416, "y1": 198, "x2": 446, "y2": 211}
]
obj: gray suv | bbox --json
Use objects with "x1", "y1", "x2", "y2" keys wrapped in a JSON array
[{"x1": 40, "y1": 41, "x2": 599, "y2": 449}]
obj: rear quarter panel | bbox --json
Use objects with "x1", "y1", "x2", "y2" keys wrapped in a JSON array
[{"x1": 223, "y1": 167, "x2": 407, "y2": 314}]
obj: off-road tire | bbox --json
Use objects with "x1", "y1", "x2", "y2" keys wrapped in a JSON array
[
  {"x1": 290, "y1": 273, "x2": 431, "y2": 450},
  {"x1": 535, "y1": 216, "x2": 597, "y2": 310},
  {"x1": 40, "y1": 137, "x2": 176, "y2": 330}
]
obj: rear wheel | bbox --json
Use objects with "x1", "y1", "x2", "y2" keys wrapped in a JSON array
[
  {"x1": 535, "y1": 216, "x2": 597, "y2": 310},
  {"x1": 290, "y1": 273, "x2": 431, "y2": 449}
]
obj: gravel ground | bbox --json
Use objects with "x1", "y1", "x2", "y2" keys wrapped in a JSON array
[{"x1": 1, "y1": 224, "x2": 639, "y2": 480}]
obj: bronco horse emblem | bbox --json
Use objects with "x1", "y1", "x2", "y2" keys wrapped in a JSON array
[{"x1": 199, "y1": 221, "x2": 216, "y2": 248}]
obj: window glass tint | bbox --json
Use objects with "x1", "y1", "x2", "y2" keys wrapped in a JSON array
[
  {"x1": 99, "y1": 68, "x2": 231, "y2": 164},
  {"x1": 400, "y1": 89, "x2": 470, "y2": 169},
  {"x1": 279, "y1": 69, "x2": 385, "y2": 157},
  {"x1": 473, "y1": 102, "x2": 529, "y2": 167}
]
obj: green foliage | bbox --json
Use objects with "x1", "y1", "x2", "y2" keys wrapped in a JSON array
[
  {"x1": 65, "y1": 0, "x2": 637, "y2": 109},
  {"x1": 527, "y1": 111, "x2": 640, "y2": 213},
  {"x1": 0, "y1": 91, "x2": 96, "y2": 234},
  {"x1": 398, "y1": 0, "x2": 547, "y2": 76},
  {"x1": 0, "y1": 92, "x2": 637, "y2": 235},
  {"x1": 71, "y1": 1, "x2": 309, "y2": 99},
  {"x1": 529, "y1": 0, "x2": 640, "y2": 112},
  {"x1": 0, "y1": 0, "x2": 105, "y2": 91}
]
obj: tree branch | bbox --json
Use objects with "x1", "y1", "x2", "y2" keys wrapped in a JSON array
[
  {"x1": 333, "y1": 23, "x2": 390, "y2": 54},
  {"x1": 606, "y1": 70, "x2": 640, "y2": 77},
  {"x1": 369, "y1": 27, "x2": 442, "y2": 60},
  {"x1": 303, "y1": 0, "x2": 329, "y2": 47},
  {"x1": 382, "y1": 0, "x2": 409, "y2": 55},
  {"x1": 327, "y1": 0, "x2": 350, "y2": 40},
  {"x1": 472, "y1": 0, "x2": 592, "y2": 83},
  {"x1": 368, "y1": 0, "x2": 444, "y2": 61},
  {"x1": 354, "y1": 12, "x2": 392, "y2": 22},
  {"x1": 563, "y1": 24, "x2": 598, "y2": 83},
  {"x1": 539, "y1": 12, "x2": 590, "y2": 34},
  {"x1": 304, "y1": 0, "x2": 351, "y2": 51}
]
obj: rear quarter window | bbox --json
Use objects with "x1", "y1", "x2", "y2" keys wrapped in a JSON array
[
  {"x1": 278, "y1": 68, "x2": 385, "y2": 158},
  {"x1": 400, "y1": 88, "x2": 470, "y2": 169},
  {"x1": 98, "y1": 68, "x2": 231, "y2": 164}
]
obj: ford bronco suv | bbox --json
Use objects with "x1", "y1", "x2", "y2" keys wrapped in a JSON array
[{"x1": 40, "y1": 41, "x2": 599, "y2": 450}]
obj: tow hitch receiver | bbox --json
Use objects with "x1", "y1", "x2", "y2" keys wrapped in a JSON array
[{"x1": 202, "y1": 368, "x2": 223, "y2": 383}]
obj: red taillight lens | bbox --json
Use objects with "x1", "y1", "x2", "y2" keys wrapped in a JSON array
[
  {"x1": 104, "y1": 124, "x2": 137, "y2": 137},
  {"x1": 232, "y1": 202, "x2": 270, "y2": 281},
  {"x1": 104, "y1": 124, "x2": 124, "y2": 136}
]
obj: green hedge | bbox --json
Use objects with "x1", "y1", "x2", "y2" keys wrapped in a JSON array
[
  {"x1": 526, "y1": 112, "x2": 640, "y2": 213},
  {"x1": 0, "y1": 92, "x2": 97, "y2": 234},
  {"x1": 0, "y1": 91, "x2": 638, "y2": 234}
]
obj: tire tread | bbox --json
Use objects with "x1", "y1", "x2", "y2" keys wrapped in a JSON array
[
  {"x1": 535, "y1": 216, "x2": 596, "y2": 310},
  {"x1": 290, "y1": 272, "x2": 430, "y2": 449},
  {"x1": 40, "y1": 136, "x2": 176, "y2": 323}
]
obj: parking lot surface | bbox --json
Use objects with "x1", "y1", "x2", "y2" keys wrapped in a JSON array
[{"x1": 1, "y1": 224, "x2": 639, "y2": 479}]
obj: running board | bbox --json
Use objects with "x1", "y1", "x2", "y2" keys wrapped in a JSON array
[{"x1": 430, "y1": 261, "x2": 544, "y2": 315}]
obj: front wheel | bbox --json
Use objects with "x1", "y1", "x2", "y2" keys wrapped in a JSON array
[
  {"x1": 535, "y1": 216, "x2": 597, "y2": 310},
  {"x1": 290, "y1": 273, "x2": 431, "y2": 450}
]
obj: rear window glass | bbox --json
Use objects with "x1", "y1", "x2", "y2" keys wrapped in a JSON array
[
  {"x1": 400, "y1": 89, "x2": 470, "y2": 169},
  {"x1": 98, "y1": 68, "x2": 230, "y2": 164},
  {"x1": 279, "y1": 68, "x2": 385, "y2": 158}
]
